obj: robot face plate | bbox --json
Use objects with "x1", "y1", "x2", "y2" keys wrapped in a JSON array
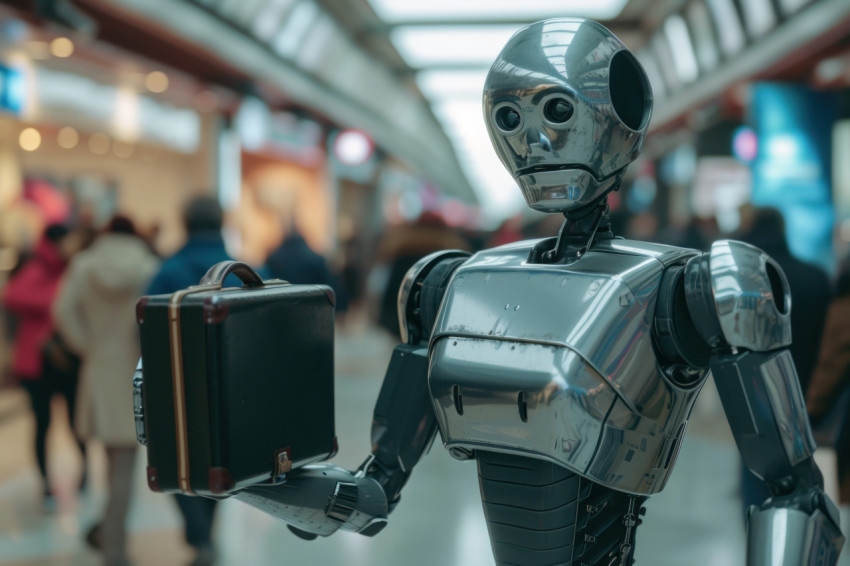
[{"x1": 483, "y1": 18, "x2": 653, "y2": 213}]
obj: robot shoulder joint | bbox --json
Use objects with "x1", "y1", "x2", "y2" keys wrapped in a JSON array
[
  {"x1": 682, "y1": 240, "x2": 791, "y2": 352},
  {"x1": 397, "y1": 250, "x2": 470, "y2": 345}
]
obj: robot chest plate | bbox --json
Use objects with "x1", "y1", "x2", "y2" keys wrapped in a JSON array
[
  {"x1": 428, "y1": 241, "x2": 700, "y2": 494},
  {"x1": 431, "y1": 246, "x2": 664, "y2": 387}
]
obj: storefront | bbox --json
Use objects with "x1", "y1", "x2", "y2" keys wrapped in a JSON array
[{"x1": 0, "y1": 20, "x2": 218, "y2": 258}]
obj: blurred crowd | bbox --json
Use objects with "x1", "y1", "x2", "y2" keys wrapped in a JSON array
[
  {"x1": 4, "y1": 183, "x2": 850, "y2": 565},
  {"x1": 0, "y1": 190, "x2": 350, "y2": 566}
]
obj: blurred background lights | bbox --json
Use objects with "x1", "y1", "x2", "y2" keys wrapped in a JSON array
[
  {"x1": 49, "y1": 37, "x2": 74, "y2": 58},
  {"x1": 732, "y1": 126, "x2": 758, "y2": 162},
  {"x1": 88, "y1": 132, "x2": 110, "y2": 154},
  {"x1": 333, "y1": 130, "x2": 373, "y2": 166},
  {"x1": 766, "y1": 134, "x2": 799, "y2": 159},
  {"x1": 57, "y1": 126, "x2": 79, "y2": 148},
  {"x1": 841, "y1": 218, "x2": 850, "y2": 242},
  {"x1": 145, "y1": 71, "x2": 169, "y2": 93},
  {"x1": 18, "y1": 127, "x2": 41, "y2": 151}
]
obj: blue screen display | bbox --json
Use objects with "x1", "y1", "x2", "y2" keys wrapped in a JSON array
[
  {"x1": 750, "y1": 83, "x2": 837, "y2": 272},
  {"x1": 0, "y1": 62, "x2": 25, "y2": 114}
]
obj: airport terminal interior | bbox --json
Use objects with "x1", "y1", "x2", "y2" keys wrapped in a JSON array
[{"x1": 0, "y1": 0, "x2": 850, "y2": 565}]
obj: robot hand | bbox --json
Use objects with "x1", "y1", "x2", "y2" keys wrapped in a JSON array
[
  {"x1": 747, "y1": 483, "x2": 842, "y2": 565},
  {"x1": 233, "y1": 463, "x2": 389, "y2": 539}
]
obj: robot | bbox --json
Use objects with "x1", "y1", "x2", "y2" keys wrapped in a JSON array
[{"x1": 195, "y1": 18, "x2": 845, "y2": 565}]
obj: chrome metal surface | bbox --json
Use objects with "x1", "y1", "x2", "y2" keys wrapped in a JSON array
[
  {"x1": 705, "y1": 240, "x2": 792, "y2": 351},
  {"x1": 133, "y1": 358, "x2": 146, "y2": 446},
  {"x1": 747, "y1": 506, "x2": 843, "y2": 566},
  {"x1": 235, "y1": 465, "x2": 388, "y2": 537},
  {"x1": 429, "y1": 238, "x2": 705, "y2": 495},
  {"x1": 759, "y1": 351, "x2": 816, "y2": 468},
  {"x1": 397, "y1": 250, "x2": 471, "y2": 345},
  {"x1": 483, "y1": 18, "x2": 652, "y2": 212}
]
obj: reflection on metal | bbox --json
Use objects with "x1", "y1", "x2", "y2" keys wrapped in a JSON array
[
  {"x1": 483, "y1": 18, "x2": 652, "y2": 212},
  {"x1": 704, "y1": 240, "x2": 792, "y2": 351},
  {"x1": 397, "y1": 250, "x2": 472, "y2": 345},
  {"x1": 747, "y1": 506, "x2": 843, "y2": 565},
  {"x1": 759, "y1": 351, "x2": 816, "y2": 467},
  {"x1": 429, "y1": 239, "x2": 707, "y2": 495}
]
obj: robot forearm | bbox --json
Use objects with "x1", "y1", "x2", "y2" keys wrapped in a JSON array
[{"x1": 710, "y1": 349, "x2": 843, "y2": 565}]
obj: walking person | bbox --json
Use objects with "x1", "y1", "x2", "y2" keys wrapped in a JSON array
[
  {"x1": 145, "y1": 195, "x2": 241, "y2": 566},
  {"x1": 53, "y1": 216, "x2": 159, "y2": 566},
  {"x1": 2, "y1": 223, "x2": 84, "y2": 509},
  {"x1": 807, "y1": 260, "x2": 850, "y2": 503},
  {"x1": 265, "y1": 222, "x2": 348, "y2": 314}
]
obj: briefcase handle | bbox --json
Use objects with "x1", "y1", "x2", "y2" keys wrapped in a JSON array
[{"x1": 200, "y1": 261, "x2": 265, "y2": 288}]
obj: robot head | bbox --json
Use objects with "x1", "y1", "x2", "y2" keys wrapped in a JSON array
[{"x1": 484, "y1": 18, "x2": 652, "y2": 213}]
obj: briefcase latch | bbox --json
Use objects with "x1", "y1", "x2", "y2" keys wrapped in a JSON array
[{"x1": 274, "y1": 447, "x2": 292, "y2": 477}]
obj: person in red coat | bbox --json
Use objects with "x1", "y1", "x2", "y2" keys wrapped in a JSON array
[{"x1": 2, "y1": 224, "x2": 82, "y2": 508}]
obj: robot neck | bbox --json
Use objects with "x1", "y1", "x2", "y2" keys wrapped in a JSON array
[{"x1": 530, "y1": 196, "x2": 613, "y2": 264}]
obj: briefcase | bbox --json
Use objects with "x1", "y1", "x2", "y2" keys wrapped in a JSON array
[{"x1": 134, "y1": 261, "x2": 336, "y2": 496}]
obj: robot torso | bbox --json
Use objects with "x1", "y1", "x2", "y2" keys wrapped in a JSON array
[{"x1": 429, "y1": 238, "x2": 707, "y2": 495}]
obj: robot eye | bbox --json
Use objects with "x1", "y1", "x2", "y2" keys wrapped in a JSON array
[
  {"x1": 543, "y1": 97, "x2": 574, "y2": 124},
  {"x1": 494, "y1": 104, "x2": 522, "y2": 132}
]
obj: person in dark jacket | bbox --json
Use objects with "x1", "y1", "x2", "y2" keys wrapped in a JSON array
[
  {"x1": 807, "y1": 260, "x2": 850, "y2": 503},
  {"x1": 265, "y1": 225, "x2": 348, "y2": 313},
  {"x1": 738, "y1": 207, "x2": 832, "y2": 512},
  {"x1": 145, "y1": 196, "x2": 236, "y2": 566}
]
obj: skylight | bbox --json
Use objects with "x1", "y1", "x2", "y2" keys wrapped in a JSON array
[
  {"x1": 369, "y1": 0, "x2": 629, "y2": 22},
  {"x1": 390, "y1": 25, "x2": 523, "y2": 68}
]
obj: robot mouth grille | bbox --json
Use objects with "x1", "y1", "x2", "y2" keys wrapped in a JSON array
[{"x1": 517, "y1": 163, "x2": 599, "y2": 179}]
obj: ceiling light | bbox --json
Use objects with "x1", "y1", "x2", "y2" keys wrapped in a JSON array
[
  {"x1": 369, "y1": 0, "x2": 628, "y2": 22},
  {"x1": 19, "y1": 127, "x2": 41, "y2": 151},
  {"x1": 145, "y1": 71, "x2": 169, "y2": 93},
  {"x1": 391, "y1": 25, "x2": 521, "y2": 68},
  {"x1": 49, "y1": 37, "x2": 74, "y2": 58},
  {"x1": 416, "y1": 70, "x2": 489, "y2": 99}
]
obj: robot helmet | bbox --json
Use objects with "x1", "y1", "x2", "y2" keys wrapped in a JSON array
[{"x1": 483, "y1": 18, "x2": 652, "y2": 213}]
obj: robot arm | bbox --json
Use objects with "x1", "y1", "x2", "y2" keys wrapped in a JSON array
[
  {"x1": 234, "y1": 250, "x2": 470, "y2": 538},
  {"x1": 679, "y1": 240, "x2": 843, "y2": 565}
]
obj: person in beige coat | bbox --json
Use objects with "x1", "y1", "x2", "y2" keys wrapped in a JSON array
[{"x1": 53, "y1": 216, "x2": 159, "y2": 566}]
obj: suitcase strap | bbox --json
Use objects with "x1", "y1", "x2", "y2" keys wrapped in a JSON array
[{"x1": 168, "y1": 284, "x2": 218, "y2": 494}]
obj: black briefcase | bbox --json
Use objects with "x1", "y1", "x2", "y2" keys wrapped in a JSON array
[{"x1": 134, "y1": 261, "x2": 336, "y2": 496}]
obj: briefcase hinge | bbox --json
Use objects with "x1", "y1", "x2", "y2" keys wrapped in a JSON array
[{"x1": 132, "y1": 358, "x2": 146, "y2": 446}]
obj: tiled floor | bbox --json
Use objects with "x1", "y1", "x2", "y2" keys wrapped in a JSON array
[{"x1": 0, "y1": 322, "x2": 846, "y2": 565}]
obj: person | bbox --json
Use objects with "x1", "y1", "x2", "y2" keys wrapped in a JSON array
[
  {"x1": 807, "y1": 260, "x2": 850, "y2": 503},
  {"x1": 2, "y1": 223, "x2": 84, "y2": 509},
  {"x1": 265, "y1": 224, "x2": 348, "y2": 314},
  {"x1": 373, "y1": 211, "x2": 471, "y2": 337},
  {"x1": 53, "y1": 216, "x2": 159, "y2": 566},
  {"x1": 145, "y1": 195, "x2": 235, "y2": 566},
  {"x1": 738, "y1": 207, "x2": 832, "y2": 512}
]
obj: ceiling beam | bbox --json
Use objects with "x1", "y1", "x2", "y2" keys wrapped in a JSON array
[
  {"x1": 650, "y1": 0, "x2": 850, "y2": 132},
  {"x1": 101, "y1": 0, "x2": 478, "y2": 203}
]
